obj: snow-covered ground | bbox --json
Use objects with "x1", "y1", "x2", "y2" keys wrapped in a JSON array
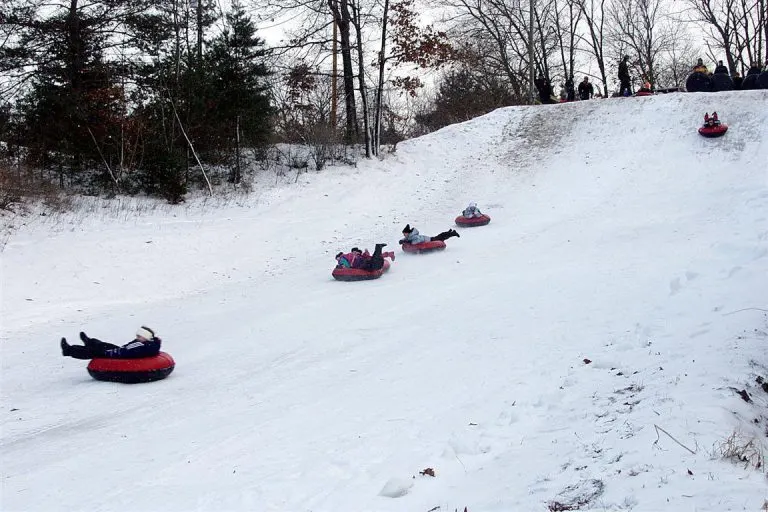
[{"x1": 2, "y1": 91, "x2": 767, "y2": 512}]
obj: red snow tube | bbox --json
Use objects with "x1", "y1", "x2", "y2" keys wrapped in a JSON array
[
  {"x1": 402, "y1": 240, "x2": 446, "y2": 254},
  {"x1": 332, "y1": 259, "x2": 391, "y2": 281},
  {"x1": 698, "y1": 124, "x2": 728, "y2": 138},
  {"x1": 87, "y1": 352, "x2": 175, "y2": 383},
  {"x1": 455, "y1": 214, "x2": 491, "y2": 227},
  {"x1": 634, "y1": 90, "x2": 653, "y2": 97}
]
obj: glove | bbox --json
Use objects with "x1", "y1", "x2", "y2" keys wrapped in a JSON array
[{"x1": 398, "y1": 239, "x2": 405, "y2": 245}]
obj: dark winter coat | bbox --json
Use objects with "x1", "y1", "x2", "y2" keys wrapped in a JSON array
[
  {"x1": 714, "y1": 64, "x2": 728, "y2": 74},
  {"x1": 106, "y1": 338, "x2": 161, "y2": 358},
  {"x1": 618, "y1": 60, "x2": 630, "y2": 81},
  {"x1": 534, "y1": 77, "x2": 554, "y2": 103},
  {"x1": 578, "y1": 81, "x2": 594, "y2": 100},
  {"x1": 747, "y1": 66, "x2": 761, "y2": 76}
]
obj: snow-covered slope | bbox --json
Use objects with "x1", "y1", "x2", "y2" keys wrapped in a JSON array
[{"x1": 2, "y1": 91, "x2": 767, "y2": 511}]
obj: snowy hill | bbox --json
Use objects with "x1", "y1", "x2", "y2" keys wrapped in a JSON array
[{"x1": 2, "y1": 91, "x2": 767, "y2": 511}]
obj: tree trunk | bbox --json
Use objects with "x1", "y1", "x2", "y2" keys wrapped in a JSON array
[
  {"x1": 352, "y1": 0, "x2": 371, "y2": 158},
  {"x1": 234, "y1": 115, "x2": 242, "y2": 184},
  {"x1": 328, "y1": 0, "x2": 359, "y2": 142},
  {"x1": 374, "y1": 0, "x2": 390, "y2": 156}
]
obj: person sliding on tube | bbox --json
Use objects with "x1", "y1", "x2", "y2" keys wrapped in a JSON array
[
  {"x1": 61, "y1": 326, "x2": 161, "y2": 360},
  {"x1": 335, "y1": 244, "x2": 389, "y2": 271},
  {"x1": 461, "y1": 202, "x2": 483, "y2": 218},
  {"x1": 703, "y1": 112, "x2": 720, "y2": 127},
  {"x1": 399, "y1": 224, "x2": 459, "y2": 245}
]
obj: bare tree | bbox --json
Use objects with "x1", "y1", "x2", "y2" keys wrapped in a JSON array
[
  {"x1": 552, "y1": 0, "x2": 583, "y2": 81},
  {"x1": 655, "y1": 31, "x2": 698, "y2": 87},
  {"x1": 608, "y1": 0, "x2": 679, "y2": 88},
  {"x1": 686, "y1": 0, "x2": 766, "y2": 73},
  {"x1": 571, "y1": 0, "x2": 609, "y2": 95},
  {"x1": 440, "y1": 0, "x2": 553, "y2": 99}
]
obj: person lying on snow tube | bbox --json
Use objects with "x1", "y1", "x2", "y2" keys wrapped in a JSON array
[
  {"x1": 399, "y1": 224, "x2": 459, "y2": 245},
  {"x1": 335, "y1": 246, "x2": 395, "y2": 269},
  {"x1": 703, "y1": 112, "x2": 721, "y2": 127},
  {"x1": 61, "y1": 326, "x2": 161, "y2": 360},
  {"x1": 461, "y1": 202, "x2": 483, "y2": 218},
  {"x1": 335, "y1": 244, "x2": 389, "y2": 272}
]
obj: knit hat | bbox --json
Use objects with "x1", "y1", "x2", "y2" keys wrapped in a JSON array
[
  {"x1": 402, "y1": 224, "x2": 413, "y2": 233},
  {"x1": 469, "y1": 202, "x2": 477, "y2": 208},
  {"x1": 136, "y1": 326, "x2": 155, "y2": 340},
  {"x1": 351, "y1": 247, "x2": 361, "y2": 253}
]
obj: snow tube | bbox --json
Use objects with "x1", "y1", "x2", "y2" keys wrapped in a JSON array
[
  {"x1": 332, "y1": 259, "x2": 390, "y2": 281},
  {"x1": 634, "y1": 90, "x2": 653, "y2": 97},
  {"x1": 741, "y1": 74, "x2": 759, "y2": 90},
  {"x1": 401, "y1": 240, "x2": 446, "y2": 254},
  {"x1": 757, "y1": 72, "x2": 768, "y2": 89},
  {"x1": 711, "y1": 73, "x2": 733, "y2": 91},
  {"x1": 685, "y1": 72, "x2": 712, "y2": 92},
  {"x1": 455, "y1": 214, "x2": 491, "y2": 227},
  {"x1": 698, "y1": 124, "x2": 728, "y2": 138},
  {"x1": 87, "y1": 352, "x2": 175, "y2": 383}
]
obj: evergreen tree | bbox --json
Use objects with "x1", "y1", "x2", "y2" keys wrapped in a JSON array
[{"x1": 205, "y1": 1, "x2": 273, "y2": 183}]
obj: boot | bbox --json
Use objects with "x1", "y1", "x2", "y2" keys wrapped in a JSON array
[
  {"x1": 60, "y1": 338, "x2": 70, "y2": 356},
  {"x1": 451, "y1": 229, "x2": 460, "y2": 238}
]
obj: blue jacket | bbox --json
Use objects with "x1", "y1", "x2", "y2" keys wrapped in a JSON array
[
  {"x1": 401, "y1": 228, "x2": 430, "y2": 244},
  {"x1": 105, "y1": 338, "x2": 161, "y2": 358}
]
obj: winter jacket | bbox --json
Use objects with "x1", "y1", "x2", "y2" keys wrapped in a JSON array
[
  {"x1": 401, "y1": 229, "x2": 430, "y2": 245},
  {"x1": 350, "y1": 250, "x2": 373, "y2": 269},
  {"x1": 336, "y1": 252, "x2": 358, "y2": 268},
  {"x1": 714, "y1": 64, "x2": 728, "y2": 74},
  {"x1": 747, "y1": 66, "x2": 761, "y2": 76},
  {"x1": 105, "y1": 338, "x2": 161, "y2": 358},
  {"x1": 692, "y1": 64, "x2": 709, "y2": 74},
  {"x1": 462, "y1": 205, "x2": 482, "y2": 218},
  {"x1": 618, "y1": 60, "x2": 629, "y2": 81},
  {"x1": 578, "y1": 81, "x2": 594, "y2": 100}
]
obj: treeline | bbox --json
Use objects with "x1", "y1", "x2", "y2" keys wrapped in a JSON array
[
  {"x1": 1, "y1": 0, "x2": 271, "y2": 202},
  {"x1": 1, "y1": 0, "x2": 765, "y2": 202}
]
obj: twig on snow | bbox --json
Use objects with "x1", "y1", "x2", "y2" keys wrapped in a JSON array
[
  {"x1": 723, "y1": 308, "x2": 768, "y2": 316},
  {"x1": 653, "y1": 424, "x2": 697, "y2": 454}
]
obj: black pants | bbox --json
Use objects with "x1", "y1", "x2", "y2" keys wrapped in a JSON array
[
  {"x1": 359, "y1": 245, "x2": 385, "y2": 271},
  {"x1": 431, "y1": 230, "x2": 457, "y2": 242},
  {"x1": 538, "y1": 91, "x2": 554, "y2": 104},
  {"x1": 619, "y1": 79, "x2": 632, "y2": 96},
  {"x1": 67, "y1": 338, "x2": 119, "y2": 360}
]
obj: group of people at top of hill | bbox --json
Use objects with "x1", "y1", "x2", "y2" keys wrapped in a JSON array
[
  {"x1": 539, "y1": 54, "x2": 766, "y2": 104},
  {"x1": 334, "y1": 203, "x2": 480, "y2": 271},
  {"x1": 691, "y1": 57, "x2": 766, "y2": 87},
  {"x1": 539, "y1": 75, "x2": 596, "y2": 103}
]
